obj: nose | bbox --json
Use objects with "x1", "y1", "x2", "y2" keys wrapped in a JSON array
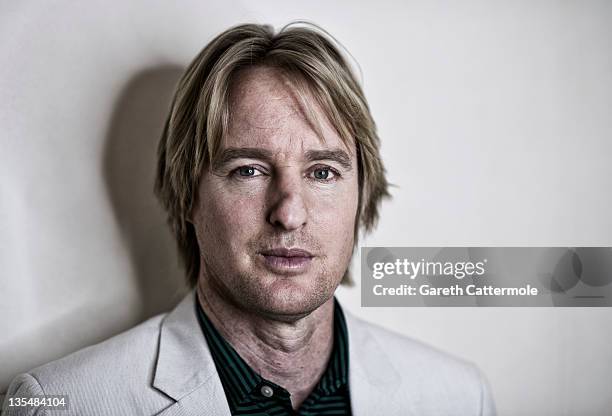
[{"x1": 267, "y1": 171, "x2": 308, "y2": 231}]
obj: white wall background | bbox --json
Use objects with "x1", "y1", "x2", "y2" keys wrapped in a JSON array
[{"x1": 1, "y1": 1, "x2": 611, "y2": 415}]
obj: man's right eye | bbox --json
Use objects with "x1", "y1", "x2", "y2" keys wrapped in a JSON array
[{"x1": 234, "y1": 166, "x2": 262, "y2": 177}]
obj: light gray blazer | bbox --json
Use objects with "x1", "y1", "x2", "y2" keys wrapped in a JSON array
[{"x1": 3, "y1": 292, "x2": 495, "y2": 415}]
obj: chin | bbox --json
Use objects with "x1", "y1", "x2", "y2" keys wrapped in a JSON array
[{"x1": 247, "y1": 274, "x2": 336, "y2": 320}]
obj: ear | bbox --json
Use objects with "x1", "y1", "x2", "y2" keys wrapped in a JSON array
[
  {"x1": 187, "y1": 169, "x2": 207, "y2": 225},
  {"x1": 186, "y1": 204, "x2": 196, "y2": 224},
  {"x1": 186, "y1": 195, "x2": 198, "y2": 224}
]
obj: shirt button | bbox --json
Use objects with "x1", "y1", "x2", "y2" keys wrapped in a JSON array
[{"x1": 260, "y1": 385, "x2": 274, "y2": 398}]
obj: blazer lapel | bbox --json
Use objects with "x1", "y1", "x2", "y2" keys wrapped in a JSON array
[
  {"x1": 153, "y1": 291, "x2": 231, "y2": 416},
  {"x1": 345, "y1": 311, "x2": 405, "y2": 416},
  {"x1": 152, "y1": 294, "x2": 406, "y2": 416}
]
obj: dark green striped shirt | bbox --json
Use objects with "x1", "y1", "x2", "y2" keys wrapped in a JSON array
[{"x1": 195, "y1": 298, "x2": 352, "y2": 415}]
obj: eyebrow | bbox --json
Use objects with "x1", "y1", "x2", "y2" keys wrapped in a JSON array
[
  {"x1": 212, "y1": 147, "x2": 273, "y2": 170},
  {"x1": 212, "y1": 147, "x2": 353, "y2": 171},
  {"x1": 305, "y1": 149, "x2": 353, "y2": 171}
]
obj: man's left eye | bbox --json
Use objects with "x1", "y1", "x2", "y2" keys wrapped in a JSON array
[{"x1": 311, "y1": 168, "x2": 335, "y2": 180}]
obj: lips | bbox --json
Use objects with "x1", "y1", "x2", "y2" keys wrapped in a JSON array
[
  {"x1": 259, "y1": 248, "x2": 314, "y2": 275},
  {"x1": 260, "y1": 248, "x2": 313, "y2": 258}
]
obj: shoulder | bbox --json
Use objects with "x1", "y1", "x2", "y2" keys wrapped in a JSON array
[
  {"x1": 345, "y1": 311, "x2": 496, "y2": 415},
  {"x1": 3, "y1": 314, "x2": 173, "y2": 416},
  {"x1": 348, "y1": 312, "x2": 475, "y2": 374},
  {"x1": 32, "y1": 313, "x2": 165, "y2": 385},
  {"x1": 351, "y1": 316, "x2": 474, "y2": 372}
]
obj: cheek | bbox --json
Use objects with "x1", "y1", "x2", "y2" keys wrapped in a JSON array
[
  {"x1": 197, "y1": 179, "x2": 264, "y2": 249},
  {"x1": 308, "y1": 180, "x2": 359, "y2": 248}
]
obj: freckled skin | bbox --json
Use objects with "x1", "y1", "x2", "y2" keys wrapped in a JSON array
[{"x1": 191, "y1": 66, "x2": 359, "y2": 408}]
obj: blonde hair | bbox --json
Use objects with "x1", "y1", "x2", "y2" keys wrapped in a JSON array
[{"x1": 155, "y1": 22, "x2": 390, "y2": 287}]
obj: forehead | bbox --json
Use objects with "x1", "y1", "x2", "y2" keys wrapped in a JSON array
[{"x1": 224, "y1": 66, "x2": 353, "y2": 155}]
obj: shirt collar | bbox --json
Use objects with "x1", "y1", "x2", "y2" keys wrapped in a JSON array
[{"x1": 195, "y1": 297, "x2": 350, "y2": 406}]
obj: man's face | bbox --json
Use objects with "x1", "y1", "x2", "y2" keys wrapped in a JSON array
[{"x1": 192, "y1": 66, "x2": 359, "y2": 319}]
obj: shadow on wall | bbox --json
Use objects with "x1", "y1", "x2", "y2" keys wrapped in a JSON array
[{"x1": 103, "y1": 65, "x2": 188, "y2": 319}]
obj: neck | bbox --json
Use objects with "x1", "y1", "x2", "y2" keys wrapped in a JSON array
[{"x1": 196, "y1": 279, "x2": 335, "y2": 410}]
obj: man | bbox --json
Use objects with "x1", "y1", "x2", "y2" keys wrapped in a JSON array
[{"x1": 3, "y1": 23, "x2": 495, "y2": 415}]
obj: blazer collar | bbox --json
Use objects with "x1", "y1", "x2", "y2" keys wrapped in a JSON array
[
  {"x1": 153, "y1": 291, "x2": 231, "y2": 416},
  {"x1": 152, "y1": 291, "x2": 401, "y2": 416}
]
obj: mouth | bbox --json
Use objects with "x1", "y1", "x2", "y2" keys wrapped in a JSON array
[{"x1": 259, "y1": 248, "x2": 314, "y2": 275}]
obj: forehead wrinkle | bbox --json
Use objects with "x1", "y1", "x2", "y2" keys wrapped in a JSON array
[
  {"x1": 227, "y1": 106, "x2": 317, "y2": 152},
  {"x1": 226, "y1": 66, "x2": 354, "y2": 158},
  {"x1": 228, "y1": 67, "x2": 319, "y2": 132},
  {"x1": 225, "y1": 122, "x2": 354, "y2": 164},
  {"x1": 232, "y1": 95, "x2": 305, "y2": 133}
]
